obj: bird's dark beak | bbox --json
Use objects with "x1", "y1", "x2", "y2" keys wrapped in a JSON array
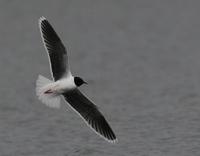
[{"x1": 84, "y1": 81, "x2": 88, "y2": 85}]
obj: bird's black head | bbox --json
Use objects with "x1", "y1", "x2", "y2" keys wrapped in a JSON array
[{"x1": 74, "y1": 77, "x2": 87, "y2": 87}]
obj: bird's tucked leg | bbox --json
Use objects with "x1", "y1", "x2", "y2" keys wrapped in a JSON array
[{"x1": 44, "y1": 89, "x2": 53, "y2": 94}]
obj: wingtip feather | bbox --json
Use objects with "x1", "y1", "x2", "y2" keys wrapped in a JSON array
[{"x1": 39, "y1": 16, "x2": 46, "y2": 23}]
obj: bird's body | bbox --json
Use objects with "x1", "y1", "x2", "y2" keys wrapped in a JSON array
[
  {"x1": 45, "y1": 76, "x2": 76, "y2": 94},
  {"x1": 36, "y1": 16, "x2": 117, "y2": 143}
]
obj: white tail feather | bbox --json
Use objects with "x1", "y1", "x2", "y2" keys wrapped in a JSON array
[{"x1": 36, "y1": 75, "x2": 61, "y2": 108}]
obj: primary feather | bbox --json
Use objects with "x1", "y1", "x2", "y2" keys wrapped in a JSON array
[
  {"x1": 39, "y1": 17, "x2": 71, "y2": 81},
  {"x1": 63, "y1": 89, "x2": 117, "y2": 142}
]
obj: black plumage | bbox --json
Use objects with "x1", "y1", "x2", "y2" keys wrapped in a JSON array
[
  {"x1": 63, "y1": 89, "x2": 116, "y2": 142},
  {"x1": 39, "y1": 18, "x2": 69, "y2": 81}
]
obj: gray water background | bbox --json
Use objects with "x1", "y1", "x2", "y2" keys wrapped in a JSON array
[{"x1": 1, "y1": 0, "x2": 200, "y2": 155}]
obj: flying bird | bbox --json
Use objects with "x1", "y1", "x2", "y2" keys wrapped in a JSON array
[{"x1": 36, "y1": 17, "x2": 117, "y2": 143}]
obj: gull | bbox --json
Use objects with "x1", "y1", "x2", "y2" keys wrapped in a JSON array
[{"x1": 36, "y1": 17, "x2": 117, "y2": 143}]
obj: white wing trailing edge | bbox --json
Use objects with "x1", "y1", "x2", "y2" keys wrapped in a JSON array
[
  {"x1": 63, "y1": 89, "x2": 117, "y2": 142},
  {"x1": 39, "y1": 17, "x2": 71, "y2": 81}
]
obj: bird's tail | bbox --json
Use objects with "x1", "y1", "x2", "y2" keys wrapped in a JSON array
[{"x1": 36, "y1": 75, "x2": 61, "y2": 108}]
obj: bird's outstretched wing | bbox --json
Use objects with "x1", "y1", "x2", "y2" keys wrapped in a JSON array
[
  {"x1": 63, "y1": 89, "x2": 117, "y2": 143},
  {"x1": 39, "y1": 17, "x2": 71, "y2": 81}
]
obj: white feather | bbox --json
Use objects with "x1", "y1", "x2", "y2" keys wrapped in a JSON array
[{"x1": 36, "y1": 75, "x2": 61, "y2": 108}]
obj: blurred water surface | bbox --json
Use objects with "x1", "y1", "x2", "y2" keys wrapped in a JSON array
[{"x1": 1, "y1": 0, "x2": 200, "y2": 155}]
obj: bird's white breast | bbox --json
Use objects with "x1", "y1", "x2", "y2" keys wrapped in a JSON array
[{"x1": 53, "y1": 76, "x2": 76, "y2": 93}]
